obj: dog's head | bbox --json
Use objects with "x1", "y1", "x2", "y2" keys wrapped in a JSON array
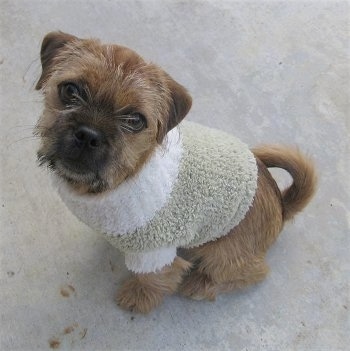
[{"x1": 35, "y1": 31, "x2": 192, "y2": 193}]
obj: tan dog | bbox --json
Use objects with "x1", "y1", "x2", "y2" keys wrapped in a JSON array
[{"x1": 35, "y1": 32, "x2": 317, "y2": 313}]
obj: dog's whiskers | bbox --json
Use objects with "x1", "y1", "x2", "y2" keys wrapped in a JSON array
[
  {"x1": 114, "y1": 105, "x2": 131, "y2": 115},
  {"x1": 7, "y1": 135, "x2": 41, "y2": 148}
]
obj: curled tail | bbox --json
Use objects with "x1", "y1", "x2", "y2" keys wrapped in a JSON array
[{"x1": 252, "y1": 145, "x2": 317, "y2": 222}]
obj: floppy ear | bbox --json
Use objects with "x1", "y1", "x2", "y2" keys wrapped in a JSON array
[
  {"x1": 36, "y1": 31, "x2": 77, "y2": 90},
  {"x1": 157, "y1": 73, "x2": 192, "y2": 143}
]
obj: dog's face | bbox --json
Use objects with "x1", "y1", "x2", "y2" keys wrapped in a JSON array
[{"x1": 35, "y1": 32, "x2": 192, "y2": 193}]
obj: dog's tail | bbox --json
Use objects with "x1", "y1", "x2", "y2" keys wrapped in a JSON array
[{"x1": 252, "y1": 145, "x2": 317, "y2": 222}]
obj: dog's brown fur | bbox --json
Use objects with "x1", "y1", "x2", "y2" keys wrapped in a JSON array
[
  {"x1": 35, "y1": 32, "x2": 191, "y2": 194},
  {"x1": 36, "y1": 32, "x2": 317, "y2": 313}
]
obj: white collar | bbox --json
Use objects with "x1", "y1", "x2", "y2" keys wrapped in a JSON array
[{"x1": 53, "y1": 127, "x2": 183, "y2": 236}]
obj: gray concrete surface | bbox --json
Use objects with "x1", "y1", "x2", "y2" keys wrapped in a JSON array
[{"x1": 1, "y1": 1, "x2": 349, "y2": 350}]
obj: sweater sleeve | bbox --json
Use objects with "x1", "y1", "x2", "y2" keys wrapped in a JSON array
[{"x1": 124, "y1": 247, "x2": 177, "y2": 273}]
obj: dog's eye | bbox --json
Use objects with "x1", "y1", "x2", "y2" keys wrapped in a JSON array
[
  {"x1": 120, "y1": 113, "x2": 147, "y2": 133},
  {"x1": 59, "y1": 83, "x2": 82, "y2": 105}
]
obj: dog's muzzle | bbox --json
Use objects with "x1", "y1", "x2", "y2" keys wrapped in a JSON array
[{"x1": 57, "y1": 124, "x2": 108, "y2": 174}]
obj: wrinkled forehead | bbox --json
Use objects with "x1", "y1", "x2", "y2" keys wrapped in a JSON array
[
  {"x1": 53, "y1": 42, "x2": 147, "y2": 86},
  {"x1": 50, "y1": 42, "x2": 162, "y2": 111}
]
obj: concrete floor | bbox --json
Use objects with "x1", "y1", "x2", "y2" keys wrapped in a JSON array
[{"x1": 1, "y1": 1, "x2": 349, "y2": 350}]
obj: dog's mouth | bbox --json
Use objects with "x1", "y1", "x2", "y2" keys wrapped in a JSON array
[
  {"x1": 36, "y1": 121, "x2": 114, "y2": 189},
  {"x1": 37, "y1": 151, "x2": 109, "y2": 193},
  {"x1": 56, "y1": 159, "x2": 97, "y2": 181}
]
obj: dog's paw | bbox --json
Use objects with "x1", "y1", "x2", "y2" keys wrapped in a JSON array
[
  {"x1": 179, "y1": 271, "x2": 217, "y2": 301},
  {"x1": 116, "y1": 278, "x2": 164, "y2": 313}
]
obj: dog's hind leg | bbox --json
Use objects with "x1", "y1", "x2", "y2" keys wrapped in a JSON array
[
  {"x1": 179, "y1": 161, "x2": 283, "y2": 300},
  {"x1": 179, "y1": 243, "x2": 269, "y2": 301}
]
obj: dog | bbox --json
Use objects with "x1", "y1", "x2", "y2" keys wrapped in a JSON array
[{"x1": 35, "y1": 31, "x2": 317, "y2": 313}]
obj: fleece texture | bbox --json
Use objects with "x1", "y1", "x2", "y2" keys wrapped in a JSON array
[{"x1": 54, "y1": 121, "x2": 258, "y2": 273}]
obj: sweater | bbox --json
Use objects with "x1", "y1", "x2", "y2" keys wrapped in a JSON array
[{"x1": 54, "y1": 121, "x2": 258, "y2": 273}]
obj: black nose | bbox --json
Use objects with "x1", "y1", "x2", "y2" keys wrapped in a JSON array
[{"x1": 73, "y1": 125, "x2": 103, "y2": 149}]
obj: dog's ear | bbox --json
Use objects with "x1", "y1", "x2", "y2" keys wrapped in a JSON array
[
  {"x1": 36, "y1": 31, "x2": 77, "y2": 90},
  {"x1": 157, "y1": 73, "x2": 192, "y2": 143}
]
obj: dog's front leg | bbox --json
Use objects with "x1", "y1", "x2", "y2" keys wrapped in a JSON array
[{"x1": 116, "y1": 256, "x2": 191, "y2": 313}]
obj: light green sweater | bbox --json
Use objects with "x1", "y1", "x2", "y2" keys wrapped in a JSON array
[{"x1": 55, "y1": 121, "x2": 258, "y2": 273}]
